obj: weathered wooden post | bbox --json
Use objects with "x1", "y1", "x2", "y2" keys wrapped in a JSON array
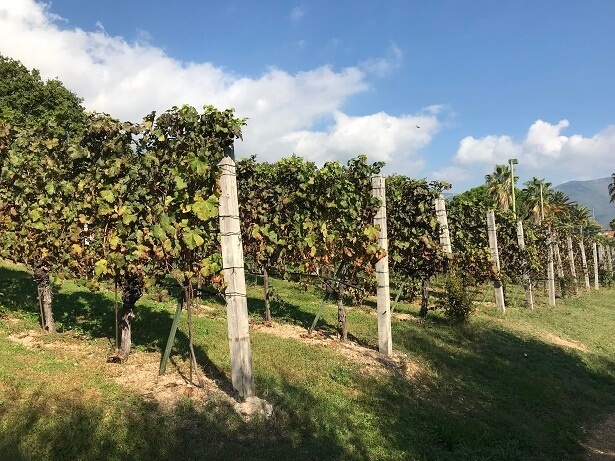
[
  {"x1": 372, "y1": 175, "x2": 392, "y2": 356},
  {"x1": 554, "y1": 236, "x2": 565, "y2": 283},
  {"x1": 546, "y1": 229, "x2": 556, "y2": 306},
  {"x1": 486, "y1": 211, "x2": 505, "y2": 312},
  {"x1": 566, "y1": 235, "x2": 578, "y2": 294},
  {"x1": 435, "y1": 194, "x2": 452, "y2": 254},
  {"x1": 219, "y1": 146, "x2": 255, "y2": 399},
  {"x1": 516, "y1": 221, "x2": 533, "y2": 309},
  {"x1": 579, "y1": 234, "x2": 591, "y2": 291},
  {"x1": 592, "y1": 242, "x2": 599, "y2": 290}
]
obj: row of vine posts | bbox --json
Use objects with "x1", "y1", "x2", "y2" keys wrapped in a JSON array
[{"x1": 3, "y1": 105, "x2": 614, "y2": 401}]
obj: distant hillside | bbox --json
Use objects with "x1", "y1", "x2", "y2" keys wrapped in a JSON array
[{"x1": 554, "y1": 177, "x2": 614, "y2": 230}]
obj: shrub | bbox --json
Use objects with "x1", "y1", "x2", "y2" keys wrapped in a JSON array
[{"x1": 438, "y1": 271, "x2": 474, "y2": 323}]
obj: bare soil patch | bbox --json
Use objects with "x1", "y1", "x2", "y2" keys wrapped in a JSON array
[
  {"x1": 250, "y1": 321, "x2": 422, "y2": 380},
  {"x1": 8, "y1": 329, "x2": 233, "y2": 408}
]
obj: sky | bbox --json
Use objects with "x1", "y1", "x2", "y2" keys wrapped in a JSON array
[{"x1": 1, "y1": 0, "x2": 614, "y2": 192}]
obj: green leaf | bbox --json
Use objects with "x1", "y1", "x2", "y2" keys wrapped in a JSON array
[
  {"x1": 122, "y1": 213, "x2": 137, "y2": 225},
  {"x1": 109, "y1": 235, "x2": 121, "y2": 250},
  {"x1": 182, "y1": 229, "x2": 205, "y2": 250},
  {"x1": 151, "y1": 224, "x2": 166, "y2": 241},
  {"x1": 94, "y1": 259, "x2": 108, "y2": 276},
  {"x1": 192, "y1": 196, "x2": 218, "y2": 221},
  {"x1": 174, "y1": 176, "x2": 187, "y2": 190},
  {"x1": 100, "y1": 190, "x2": 115, "y2": 203}
]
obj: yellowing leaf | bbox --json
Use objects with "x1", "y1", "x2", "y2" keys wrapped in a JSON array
[
  {"x1": 94, "y1": 259, "x2": 108, "y2": 276},
  {"x1": 100, "y1": 190, "x2": 115, "y2": 203},
  {"x1": 109, "y1": 235, "x2": 120, "y2": 250}
]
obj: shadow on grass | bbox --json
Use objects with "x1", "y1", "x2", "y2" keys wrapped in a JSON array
[
  {"x1": 246, "y1": 289, "x2": 338, "y2": 333},
  {"x1": 0, "y1": 381, "x2": 353, "y2": 461},
  {"x1": 3, "y1": 322, "x2": 607, "y2": 461},
  {"x1": 0, "y1": 264, "x2": 235, "y2": 394},
  {"x1": 3, "y1": 264, "x2": 615, "y2": 459}
]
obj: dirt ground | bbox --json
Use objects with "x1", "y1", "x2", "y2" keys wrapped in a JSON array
[{"x1": 6, "y1": 321, "x2": 615, "y2": 455}]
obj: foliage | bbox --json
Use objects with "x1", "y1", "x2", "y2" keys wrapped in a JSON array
[
  {"x1": 437, "y1": 269, "x2": 474, "y2": 323},
  {"x1": 485, "y1": 164, "x2": 516, "y2": 211},
  {"x1": 446, "y1": 196, "x2": 493, "y2": 284},
  {"x1": 386, "y1": 176, "x2": 450, "y2": 281},
  {"x1": 76, "y1": 105, "x2": 245, "y2": 287},
  {"x1": 3, "y1": 262, "x2": 615, "y2": 460},
  {"x1": 0, "y1": 54, "x2": 85, "y2": 132}
]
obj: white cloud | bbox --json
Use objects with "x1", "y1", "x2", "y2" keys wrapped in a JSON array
[
  {"x1": 430, "y1": 166, "x2": 471, "y2": 183},
  {"x1": 290, "y1": 5, "x2": 305, "y2": 21},
  {"x1": 360, "y1": 42, "x2": 403, "y2": 77},
  {"x1": 456, "y1": 134, "x2": 521, "y2": 164},
  {"x1": 0, "y1": 0, "x2": 438, "y2": 170},
  {"x1": 281, "y1": 109, "x2": 440, "y2": 165},
  {"x1": 454, "y1": 119, "x2": 615, "y2": 181}
]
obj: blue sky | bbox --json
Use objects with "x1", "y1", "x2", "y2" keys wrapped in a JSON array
[{"x1": 1, "y1": 0, "x2": 614, "y2": 191}]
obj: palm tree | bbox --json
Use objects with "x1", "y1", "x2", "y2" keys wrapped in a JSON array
[
  {"x1": 485, "y1": 164, "x2": 516, "y2": 211},
  {"x1": 548, "y1": 190, "x2": 575, "y2": 227},
  {"x1": 521, "y1": 177, "x2": 552, "y2": 223}
]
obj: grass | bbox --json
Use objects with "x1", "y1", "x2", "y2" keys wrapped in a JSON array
[{"x1": 1, "y1": 260, "x2": 615, "y2": 460}]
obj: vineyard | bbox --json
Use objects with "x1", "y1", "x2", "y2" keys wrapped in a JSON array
[{"x1": 1, "y1": 55, "x2": 615, "y2": 459}]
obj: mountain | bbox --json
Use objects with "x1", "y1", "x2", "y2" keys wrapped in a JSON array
[{"x1": 554, "y1": 177, "x2": 614, "y2": 230}]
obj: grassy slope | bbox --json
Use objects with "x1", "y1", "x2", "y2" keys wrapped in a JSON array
[{"x1": 1, "y1": 261, "x2": 614, "y2": 461}]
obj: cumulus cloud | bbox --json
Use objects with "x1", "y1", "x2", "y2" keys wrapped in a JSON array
[
  {"x1": 290, "y1": 5, "x2": 306, "y2": 21},
  {"x1": 0, "y1": 0, "x2": 438, "y2": 170},
  {"x1": 360, "y1": 42, "x2": 403, "y2": 77},
  {"x1": 454, "y1": 119, "x2": 615, "y2": 181},
  {"x1": 430, "y1": 166, "x2": 471, "y2": 183},
  {"x1": 281, "y1": 109, "x2": 439, "y2": 165}
]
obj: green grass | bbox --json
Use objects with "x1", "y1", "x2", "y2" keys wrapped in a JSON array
[{"x1": 1, "y1": 260, "x2": 615, "y2": 460}]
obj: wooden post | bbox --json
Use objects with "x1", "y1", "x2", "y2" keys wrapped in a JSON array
[
  {"x1": 218, "y1": 153, "x2": 255, "y2": 400},
  {"x1": 566, "y1": 235, "x2": 578, "y2": 294},
  {"x1": 546, "y1": 228, "x2": 556, "y2": 306},
  {"x1": 516, "y1": 221, "x2": 533, "y2": 309},
  {"x1": 598, "y1": 244, "x2": 606, "y2": 274},
  {"x1": 372, "y1": 175, "x2": 392, "y2": 356},
  {"x1": 552, "y1": 234, "x2": 565, "y2": 298},
  {"x1": 554, "y1": 237, "x2": 564, "y2": 280},
  {"x1": 435, "y1": 194, "x2": 452, "y2": 254},
  {"x1": 592, "y1": 242, "x2": 599, "y2": 290},
  {"x1": 579, "y1": 237, "x2": 591, "y2": 291},
  {"x1": 486, "y1": 211, "x2": 505, "y2": 312}
]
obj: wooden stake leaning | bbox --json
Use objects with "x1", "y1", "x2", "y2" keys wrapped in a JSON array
[{"x1": 159, "y1": 297, "x2": 183, "y2": 376}]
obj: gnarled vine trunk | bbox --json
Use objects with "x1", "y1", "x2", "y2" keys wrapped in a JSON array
[
  {"x1": 419, "y1": 278, "x2": 430, "y2": 318},
  {"x1": 118, "y1": 273, "x2": 143, "y2": 361},
  {"x1": 34, "y1": 261, "x2": 56, "y2": 333},
  {"x1": 336, "y1": 290, "x2": 347, "y2": 342}
]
